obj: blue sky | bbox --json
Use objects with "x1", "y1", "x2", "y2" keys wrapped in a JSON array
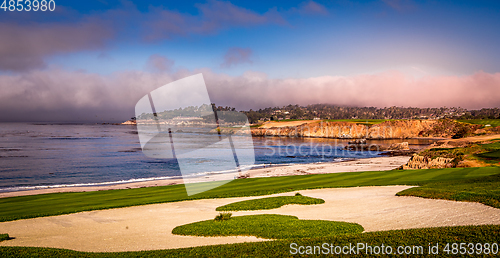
[{"x1": 1, "y1": 0, "x2": 500, "y2": 121}]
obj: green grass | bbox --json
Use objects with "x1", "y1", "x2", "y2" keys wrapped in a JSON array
[
  {"x1": 265, "y1": 119, "x2": 307, "y2": 123},
  {"x1": 458, "y1": 119, "x2": 500, "y2": 127},
  {"x1": 1, "y1": 225, "x2": 500, "y2": 257},
  {"x1": 0, "y1": 233, "x2": 9, "y2": 242},
  {"x1": 172, "y1": 214, "x2": 363, "y2": 239},
  {"x1": 324, "y1": 119, "x2": 390, "y2": 125},
  {"x1": 1, "y1": 167, "x2": 499, "y2": 222},
  {"x1": 215, "y1": 194, "x2": 324, "y2": 211},
  {"x1": 397, "y1": 173, "x2": 500, "y2": 208}
]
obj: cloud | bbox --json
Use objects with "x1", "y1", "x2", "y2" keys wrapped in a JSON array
[
  {"x1": 220, "y1": 47, "x2": 253, "y2": 68},
  {"x1": 0, "y1": 68, "x2": 499, "y2": 122},
  {"x1": 381, "y1": 0, "x2": 416, "y2": 11},
  {"x1": 297, "y1": 1, "x2": 329, "y2": 15},
  {"x1": 0, "y1": 21, "x2": 113, "y2": 71},
  {"x1": 197, "y1": 0, "x2": 284, "y2": 26},
  {"x1": 143, "y1": 1, "x2": 286, "y2": 41},
  {"x1": 145, "y1": 54, "x2": 175, "y2": 73}
]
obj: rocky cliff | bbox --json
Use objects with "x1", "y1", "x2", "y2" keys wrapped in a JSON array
[{"x1": 251, "y1": 120, "x2": 437, "y2": 139}]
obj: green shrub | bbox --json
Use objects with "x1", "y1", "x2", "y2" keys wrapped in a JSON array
[
  {"x1": 452, "y1": 123, "x2": 471, "y2": 138},
  {"x1": 0, "y1": 233, "x2": 9, "y2": 242},
  {"x1": 174, "y1": 214, "x2": 363, "y2": 239},
  {"x1": 214, "y1": 212, "x2": 232, "y2": 221},
  {"x1": 294, "y1": 192, "x2": 302, "y2": 196}
]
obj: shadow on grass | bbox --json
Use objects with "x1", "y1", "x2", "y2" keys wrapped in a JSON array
[
  {"x1": 397, "y1": 173, "x2": 500, "y2": 208},
  {"x1": 215, "y1": 194, "x2": 324, "y2": 211},
  {"x1": 0, "y1": 233, "x2": 13, "y2": 242}
]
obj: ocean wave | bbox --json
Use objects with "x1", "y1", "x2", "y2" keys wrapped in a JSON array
[{"x1": 0, "y1": 156, "x2": 363, "y2": 193}]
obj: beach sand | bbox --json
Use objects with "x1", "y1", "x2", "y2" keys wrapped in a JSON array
[
  {"x1": 0, "y1": 156, "x2": 411, "y2": 198},
  {"x1": 1, "y1": 186, "x2": 500, "y2": 252}
]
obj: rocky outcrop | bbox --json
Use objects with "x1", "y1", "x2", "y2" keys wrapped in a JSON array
[
  {"x1": 121, "y1": 120, "x2": 137, "y2": 125},
  {"x1": 252, "y1": 120, "x2": 436, "y2": 139},
  {"x1": 401, "y1": 154, "x2": 454, "y2": 169},
  {"x1": 388, "y1": 142, "x2": 409, "y2": 150}
]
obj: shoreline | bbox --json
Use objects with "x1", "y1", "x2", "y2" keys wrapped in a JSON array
[{"x1": 0, "y1": 155, "x2": 411, "y2": 198}]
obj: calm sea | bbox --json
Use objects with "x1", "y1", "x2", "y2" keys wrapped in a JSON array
[{"x1": 0, "y1": 123, "x2": 434, "y2": 192}]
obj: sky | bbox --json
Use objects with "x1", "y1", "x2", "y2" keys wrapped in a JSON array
[{"x1": 0, "y1": 0, "x2": 500, "y2": 122}]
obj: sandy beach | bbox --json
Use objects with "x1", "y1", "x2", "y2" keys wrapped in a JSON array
[
  {"x1": 1, "y1": 186, "x2": 500, "y2": 252},
  {"x1": 0, "y1": 156, "x2": 411, "y2": 198}
]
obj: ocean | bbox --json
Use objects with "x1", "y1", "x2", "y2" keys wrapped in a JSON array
[{"x1": 0, "y1": 123, "x2": 434, "y2": 192}]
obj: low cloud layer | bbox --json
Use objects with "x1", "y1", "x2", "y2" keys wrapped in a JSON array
[
  {"x1": 206, "y1": 70, "x2": 500, "y2": 110},
  {"x1": 0, "y1": 68, "x2": 498, "y2": 122}
]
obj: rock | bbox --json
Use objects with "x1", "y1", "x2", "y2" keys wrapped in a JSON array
[
  {"x1": 121, "y1": 120, "x2": 136, "y2": 125},
  {"x1": 348, "y1": 139, "x2": 367, "y2": 144},
  {"x1": 381, "y1": 149, "x2": 417, "y2": 156},
  {"x1": 388, "y1": 142, "x2": 409, "y2": 150},
  {"x1": 344, "y1": 144, "x2": 382, "y2": 151},
  {"x1": 401, "y1": 154, "x2": 454, "y2": 169}
]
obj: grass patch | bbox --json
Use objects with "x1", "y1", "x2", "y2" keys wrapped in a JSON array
[
  {"x1": 397, "y1": 173, "x2": 500, "y2": 208},
  {"x1": 172, "y1": 214, "x2": 363, "y2": 239},
  {"x1": 276, "y1": 119, "x2": 306, "y2": 122},
  {"x1": 215, "y1": 194, "x2": 324, "y2": 211},
  {"x1": 1, "y1": 225, "x2": 500, "y2": 257},
  {"x1": 458, "y1": 119, "x2": 500, "y2": 127},
  {"x1": 0, "y1": 233, "x2": 9, "y2": 242},
  {"x1": 1, "y1": 167, "x2": 499, "y2": 222}
]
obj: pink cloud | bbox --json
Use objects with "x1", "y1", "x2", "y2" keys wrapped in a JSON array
[
  {"x1": 204, "y1": 70, "x2": 500, "y2": 110},
  {"x1": 145, "y1": 54, "x2": 175, "y2": 73},
  {"x1": 220, "y1": 47, "x2": 253, "y2": 68}
]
